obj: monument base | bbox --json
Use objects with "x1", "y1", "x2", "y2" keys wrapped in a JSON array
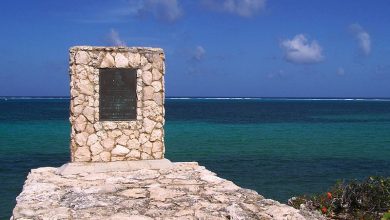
[
  {"x1": 57, "y1": 159, "x2": 173, "y2": 175},
  {"x1": 12, "y1": 162, "x2": 323, "y2": 220}
]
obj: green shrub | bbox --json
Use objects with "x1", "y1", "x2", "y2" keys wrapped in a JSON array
[
  {"x1": 288, "y1": 176, "x2": 390, "y2": 219},
  {"x1": 382, "y1": 212, "x2": 390, "y2": 220}
]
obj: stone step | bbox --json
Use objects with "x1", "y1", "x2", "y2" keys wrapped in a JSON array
[{"x1": 57, "y1": 159, "x2": 175, "y2": 175}]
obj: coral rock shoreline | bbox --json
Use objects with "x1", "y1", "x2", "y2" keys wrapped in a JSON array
[{"x1": 12, "y1": 160, "x2": 323, "y2": 220}]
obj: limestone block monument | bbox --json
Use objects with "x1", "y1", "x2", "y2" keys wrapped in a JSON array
[
  {"x1": 69, "y1": 46, "x2": 165, "y2": 162},
  {"x1": 12, "y1": 46, "x2": 312, "y2": 220}
]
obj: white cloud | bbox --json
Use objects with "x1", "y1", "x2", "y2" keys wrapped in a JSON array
[
  {"x1": 108, "y1": 29, "x2": 126, "y2": 46},
  {"x1": 186, "y1": 46, "x2": 207, "y2": 74},
  {"x1": 267, "y1": 70, "x2": 286, "y2": 79},
  {"x1": 138, "y1": 0, "x2": 182, "y2": 23},
  {"x1": 69, "y1": 1, "x2": 181, "y2": 24},
  {"x1": 337, "y1": 67, "x2": 345, "y2": 76},
  {"x1": 349, "y1": 23, "x2": 371, "y2": 56},
  {"x1": 203, "y1": 0, "x2": 266, "y2": 17},
  {"x1": 193, "y1": 46, "x2": 206, "y2": 61},
  {"x1": 280, "y1": 34, "x2": 324, "y2": 64}
]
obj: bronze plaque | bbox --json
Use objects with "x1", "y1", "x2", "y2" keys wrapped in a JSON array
[{"x1": 99, "y1": 68, "x2": 137, "y2": 121}]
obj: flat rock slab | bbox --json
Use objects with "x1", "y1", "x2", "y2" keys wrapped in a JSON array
[
  {"x1": 57, "y1": 159, "x2": 173, "y2": 175},
  {"x1": 12, "y1": 161, "x2": 322, "y2": 220}
]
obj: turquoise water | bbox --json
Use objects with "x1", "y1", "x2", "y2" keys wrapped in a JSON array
[{"x1": 1, "y1": 98, "x2": 390, "y2": 218}]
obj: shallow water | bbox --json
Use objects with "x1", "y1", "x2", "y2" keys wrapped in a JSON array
[{"x1": 1, "y1": 98, "x2": 390, "y2": 218}]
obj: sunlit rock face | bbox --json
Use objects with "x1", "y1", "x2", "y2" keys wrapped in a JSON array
[
  {"x1": 69, "y1": 46, "x2": 166, "y2": 162},
  {"x1": 11, "y1": 161, "x2": 317, "y2": 220}
]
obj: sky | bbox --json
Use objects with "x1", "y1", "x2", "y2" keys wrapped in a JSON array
[{"x1": 0, "y1": 0, "x2": 389, "y2": 97}]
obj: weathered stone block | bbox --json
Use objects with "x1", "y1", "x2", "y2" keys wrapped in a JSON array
[
  {"x1": 114, "y1": 53, "x2": 128, "y2": 68},
  {"x1": 112, "y1": 145, "x2": 130, "y2": 156},
  {"x1": 69, "y1": 46, "x2": 165, "y2": 162},
  {"x1": 142, "y1": 71, "x2": 153, "y2": 85},
  {"x1": 74, "y1": 147, "x2": 91, "y2": 161}
]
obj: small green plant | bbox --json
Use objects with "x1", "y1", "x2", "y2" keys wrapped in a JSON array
[
  {"x1": 382, "y1": 212, "x2": 390, "y2": 220},
  {"x1": 288, "y1": 176, "x2": 390, "y2": 219}
]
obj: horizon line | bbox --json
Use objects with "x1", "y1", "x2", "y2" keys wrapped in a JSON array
[{"x1": 1, "y1": 96, "x2": 390, "y2": 100}]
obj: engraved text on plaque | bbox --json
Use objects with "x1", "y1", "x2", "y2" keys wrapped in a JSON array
[{"x1": 99, "y1": 68, "x2": 137, "y2": 121}]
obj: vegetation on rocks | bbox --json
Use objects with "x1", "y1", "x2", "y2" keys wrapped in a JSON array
[{"x1": 288, "y1": 176, "x2": 390, "y2": 219}]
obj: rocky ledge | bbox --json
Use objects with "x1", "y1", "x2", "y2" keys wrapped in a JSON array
[{"x1": 12, "y1": 160, "x2": 323, "y2": 220}]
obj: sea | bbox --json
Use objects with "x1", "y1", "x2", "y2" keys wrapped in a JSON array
[{"x1": 1, "y1": 97, "x2": 390, "y2": 218}]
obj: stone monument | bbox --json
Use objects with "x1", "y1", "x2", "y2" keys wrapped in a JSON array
[
  {"x1": 69, "y1": 46, "x2": 165, "y2": 162},
  {"x1": 12, "y1": 46, "x2": 314, "y2": 220}
]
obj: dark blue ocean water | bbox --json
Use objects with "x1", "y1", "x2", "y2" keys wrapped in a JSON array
[{"x1": 1, "y1": 98, "x2": 390, "y2": 218}]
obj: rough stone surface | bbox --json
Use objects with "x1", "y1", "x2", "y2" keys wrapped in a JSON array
[
  {"x1": 115, "y1": 53, "x2": 128, "y2": 68},
  {"x1": 12, "y1": 162, "x2": 320, "y2": 220},
  {"x1": 69, "y1": 46, "x2": 165, "y2": 162},
  {"x1": 142, "y1": 71, "x2": 153, "y2": 85},
  {"x1": 143, "y1": 86, "x2": 154, "y2": 100},
  {"x1": 90, "y1": 142, "x2": 103, "y2": 156},
  {"x1": 112, "y1": 145, "x2": 130, "y2": 156},
  {"x1": 74, "y1": 147, "x2": 91, "y2": 162}
]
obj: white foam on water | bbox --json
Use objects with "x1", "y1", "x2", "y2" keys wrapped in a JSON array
[
  {"x1": 165, "y1": 97, "x2": 390, "y2": 101},
  {"x1": 2, "y1": 97, "x2": 389, "y2": 101},
  {"x1": 166, "y1": 97, "x2": 262, "y2": 100},
  {"x1": 0, "y1": 97, "x2": 70, "y2": 100}
]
